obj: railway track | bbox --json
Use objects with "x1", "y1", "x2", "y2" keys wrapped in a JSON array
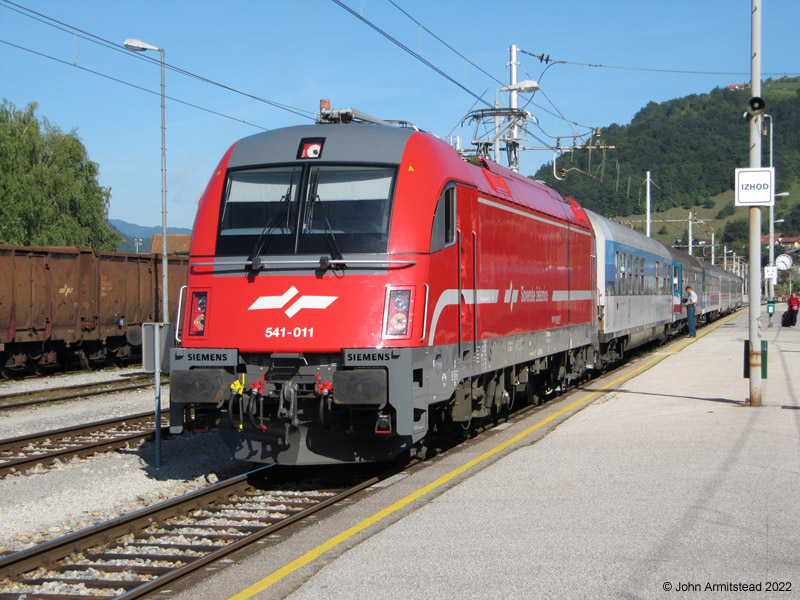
[
  {"x1": 0, "y1": 321, "x2": 734, "y2": 598},
  {"x1": 0, "y1": 375, "x2": 157, "y2": 412},
  {"x1": 0, "y1": 411, "x2": 168, "y2": 478},
  {"x1": 0, "y1": 465, "x2": 385, "y2": 599}
]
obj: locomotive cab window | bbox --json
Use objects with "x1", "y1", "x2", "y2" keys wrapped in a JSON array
[
  {"x1": 218, "y1": 167, "x2": 301, "y2": 255},
  {"x1": 430, "y1": 186, "x2": 456, "y2": 253},
  {"x1": 216, "y1": 164, "x2": 396, "y2": 257}
]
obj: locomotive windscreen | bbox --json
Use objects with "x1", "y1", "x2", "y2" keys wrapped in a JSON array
[{"x1": 216, "y1": 164, "x2": 396, "y2": 257}]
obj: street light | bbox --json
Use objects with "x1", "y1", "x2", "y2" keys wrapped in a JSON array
[
  {"x1": 769, "y1": 191, "x2": 790, "y2": 321},
  {"x1": 124, "y1": 38, "x2": 168, "y2": 324},
  {"x1": 124, "y1": 37, "x2": 168, "y2": 470}
]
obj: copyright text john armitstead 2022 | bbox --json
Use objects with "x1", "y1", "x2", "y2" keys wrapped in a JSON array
[{"x1": 663, "y1": 581, "x2": 791, "y2": 593}]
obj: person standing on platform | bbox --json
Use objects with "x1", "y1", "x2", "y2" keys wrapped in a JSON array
[
  {"x1": 684, "y1": 286, "x2": 698, "y2": 337},
  {"x1": 789, "y1": 292, "x2": 799, "y2": 328}
]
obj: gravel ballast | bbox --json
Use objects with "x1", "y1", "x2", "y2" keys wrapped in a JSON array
[{"x1": 0, "y1": 369, "x2": 249, "y2": 555}]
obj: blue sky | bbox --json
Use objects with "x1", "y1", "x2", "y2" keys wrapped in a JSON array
[{"x1": 2, "y1": 0, "x2": 798, "y2": 229}]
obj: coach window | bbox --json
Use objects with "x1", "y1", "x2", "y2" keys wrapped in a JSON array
[
  {"x1": 430, "y1": 186, "x2": 456, "y2": 253},
  {"x1": 639, "y1": 257, "x2": 645, "y2": 294},
  {"x1": 615, "y1": 251, "x2": 620, "y2": 294},
  {"x1": 655, "y1": 261, "x2": 660, "y2": 294},
  {"x1": 627, "y1": 254, "x2": 633, "y2": 294}
]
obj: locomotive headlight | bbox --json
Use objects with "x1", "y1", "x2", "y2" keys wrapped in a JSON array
[
  {"x1": 384, "y1": 288, "x2": 413, "y2": 338},
  {"x1": 393, "y1": 293, "x2": 410, "y2": 311},
  {"x1": 188, "y1": 291, "x2": 208, "y2": 337}
]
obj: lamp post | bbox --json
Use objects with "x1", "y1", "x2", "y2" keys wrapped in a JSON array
[
  {"x1": 124, "y1": 38, "x2": 168, "y2": 324},
  {"x1": 124, "y1": 37, "x2": 168, "y2": 470}
]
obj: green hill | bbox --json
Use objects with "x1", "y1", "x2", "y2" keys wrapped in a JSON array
[{"x1": 532, "y1": 76, "x2": 800, "y2": 249}]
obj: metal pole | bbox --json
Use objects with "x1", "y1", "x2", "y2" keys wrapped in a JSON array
[
  {"x1": 688, "y1": 212, "x2": 693, "y2": 256},
  {"x1": 712, "y1": 232, "x2": 716, "y2": 265},
  {"x1": 766, "y1": 114, "x2": 775, "y2": 327},
  {"x1": 160, "y1": 48, "x2": 169, "y2": 324},
  {"x1": 509, "y1": 44, "x2": 518, "y2": 138},
  {"x1": 153, "y1": 323, "x2": 162, "y2": 469},
  {"x1": 646, "y1": 171, "x2": 651, "y2": 237},
  {"x1": 507, "y1": 44, "x2": 521, "y2": 172},
  {"x1": 748, "y1": 0, "x2": 763, "y2": 406}
]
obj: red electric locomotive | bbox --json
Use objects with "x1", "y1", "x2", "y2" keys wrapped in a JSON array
[{"x1": 170, "y1": 108, "x2": 597, "y2": 465}]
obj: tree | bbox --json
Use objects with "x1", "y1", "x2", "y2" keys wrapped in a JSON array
[
  {"x1": 716, "y1": 204, "x2": 736, "y2": 219},
  {"x1": 0, "y1": 100, "x2": 120, "y2": 249},
  {"x1": 783, "y1": 203, "x2": 800, "y2": 236},
  {"x1": 721, "y1": 218, "x2": 748, "y2": 244}
]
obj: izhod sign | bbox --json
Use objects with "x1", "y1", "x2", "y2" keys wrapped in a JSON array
[{"x1": 735, "y1": 167, "x2": 775, "y2": 207}]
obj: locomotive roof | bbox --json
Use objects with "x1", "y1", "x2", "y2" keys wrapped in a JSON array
[
  {"x1": 229, "y1": 123, "x2": 414, "y2": 168},
  {"x1": 228, "y1": 122, "x2": 590, "y2": 231}
]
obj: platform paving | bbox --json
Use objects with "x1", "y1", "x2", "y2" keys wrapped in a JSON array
[{"x1": 173, "y1": 306, "x2": 800, "y2": 600}]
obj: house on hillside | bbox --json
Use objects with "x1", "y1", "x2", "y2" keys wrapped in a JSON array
[
  {"x1": 149, "y1": 234, "x2": 192, "y2": 255},
  {"x1": 779, "y1": 235, "x2": 800, "y2": 249},
  {"x1": 762, "y1": 233, "x2": 783, "y2": 246}
]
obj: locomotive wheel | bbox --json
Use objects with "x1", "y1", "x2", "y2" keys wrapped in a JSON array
[
  {"x1": 525, "y1": 378, "x2": 542, "y2": 406},
  {"x1": 412, "y1": 437, "x2": 429, "y2": 460}
]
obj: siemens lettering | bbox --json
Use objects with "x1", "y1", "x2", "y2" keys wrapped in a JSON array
[
  {"x1": 346, "y1": 352, "x2": 391, "y2": 362},
  {"x1": 187, "y1": 352, "x2": 230, "y2": 362}
]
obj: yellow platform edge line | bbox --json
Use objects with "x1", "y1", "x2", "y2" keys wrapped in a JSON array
[{"x1": 228, "y1": 310, "x2": 740, "y2": 600}]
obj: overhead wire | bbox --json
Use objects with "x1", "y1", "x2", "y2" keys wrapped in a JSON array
[
  {"x1": 337, "y1": 0, "x2": 599, "y2": 157},
  {"x1": 385, "y1": 0, "x2": 505, "y2": 88},
  {"x1": 0, "y1": 0, "x2": 315, "y2": 121},
  {"x1": 331, "y1": 0, "x2": 493, "y2": 108},
  {"x1": 0, "y1": 38, "x2": 270, "y2": 130},
  {"x1": 518, "y1": 48, "x2": 798, "y2": 77}
]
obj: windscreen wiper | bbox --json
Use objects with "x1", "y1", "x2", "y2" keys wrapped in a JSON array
[
  {"x1": 246, "y1": 170, "x2": 296, "y2": 269},
  {"x1": 306, "y1": 171, "x2": 344, "y2": 266}
]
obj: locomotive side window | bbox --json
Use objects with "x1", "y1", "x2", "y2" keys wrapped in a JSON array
[{"x1": 430, "y1": 186, "x2": 456, "y2": 253}]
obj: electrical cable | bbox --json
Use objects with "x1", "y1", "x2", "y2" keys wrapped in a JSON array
[
  {"x1": 519, "y1": 48, "x2": 798, "y2": 77},
  {"x1": 331, "y1": 0, "x2": 492, "y2": 108},
  {"x1": 0, "y1": 38, "x2": 270, "y2": 130},
  {"x1": 0, "y1": 0, "x2": 315, "y2": 120},
  {"x1": 385, "y1": 0, "x2": 505, "y2": 88}
]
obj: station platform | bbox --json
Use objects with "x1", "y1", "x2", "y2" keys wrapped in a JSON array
[{"x1": 174, "y1": 306, "x2": 800, "y2": 600}]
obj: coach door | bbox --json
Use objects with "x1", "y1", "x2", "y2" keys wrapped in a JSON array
[
  {"x1": 456, "y1": 186, "x2": 476, "y2": 358},
  {"x1": 672, "y1": 264, "x2": 682, "y2": 314}
]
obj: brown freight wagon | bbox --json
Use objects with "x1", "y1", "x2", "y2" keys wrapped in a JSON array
[{"x1": 0, "y1": 245, "x2": 188, "y2": 376}]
